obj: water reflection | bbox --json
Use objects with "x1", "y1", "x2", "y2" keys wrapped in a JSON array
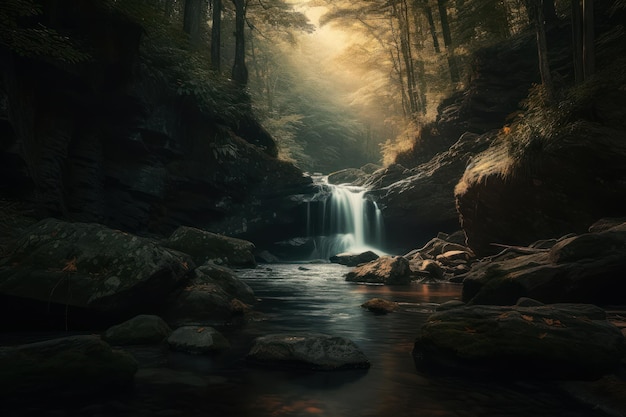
[{"x1": 235, "y1": 264, "x2": 607, "y2": 417}]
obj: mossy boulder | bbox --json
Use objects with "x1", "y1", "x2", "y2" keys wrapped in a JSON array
[
  {"x1": 361, "y1": 298, "x2": 398, "y2": 314},
  {"x1": 0, "y1": 218, "x2": 192, "y2": 318},
  {"x1": 0, "y1": 335, "x2": 138, "y2": 398},
  {"x1": 164, "y1": 263, "x2": 256, "y2": 327},
  {"x1": 163, "y1": 226, "x2": 256, "y2": 267},
  {"x1": 104, "y1": 315, "x2": 172, "y2": 345},
  {"x1": 247, "y1": 333, "x2": 370, "y2": 370},
  {"x1": 413, "y1": 304, "x2": 624, "y2": 379},
  {"x1": 167, "y1": 326, "x2": 230, "y2": 354},
  {"x1": 330, "y1": 250, "x2": 379, "y2": 267}
]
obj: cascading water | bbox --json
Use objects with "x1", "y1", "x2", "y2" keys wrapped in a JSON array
[{"x1": 307, "y1": 175, "x2": 384, "y2": 260}]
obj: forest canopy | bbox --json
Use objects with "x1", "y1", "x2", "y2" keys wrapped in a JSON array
[{"x1": 3, "y1": 0, "x2": 624, "y2": 172}]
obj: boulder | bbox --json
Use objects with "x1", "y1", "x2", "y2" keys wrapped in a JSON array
[
  {"x1": 462, "y1": 226, "x2": 626, "y2": 305},
  {"x1": 456, "y1": 122, "x2": 626, "y2": 257},
  {"x1": 413, "y1": 304, "x2": 624, "y2": 379},
  {"x1": 0, "y1": 218, "x2": 192, "y2": 320},
  {"x1": 0, "y1": 335, "x2": 138, "y2": 398},
  {"x1": 330, "y1": 251, "x2": 379, "y2": 267},
  {"x1": 167, "y1": 326, "x2": 230, "y2": 354},
  {"x1": 164, "y1": 263, "x2": 256, "y2": 327},
  {"x1": 247, "y1": 333, "x2": 370, "y2": 370},
  {"x1": 163, "y1": 226, "x2": 256, "y2": 268},
  {"x1": 345, "y1": 256, "x2": 411, "y2": 285},
  {"x1": 103, "y1": 315, "x2": 172, "y2": 345},
  {"x1": 361, "y1": 298, "x2": 398, "y2": 314}
]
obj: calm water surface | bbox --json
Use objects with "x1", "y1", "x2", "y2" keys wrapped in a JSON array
[{"x1": 2, "y1": 263, "x2": 609, "y2": 417}]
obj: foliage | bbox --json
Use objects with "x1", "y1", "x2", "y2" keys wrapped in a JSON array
[
  {"x1": 109, "y1": 0, "x2": 251, "y2": 125},
  {"x1": 0, "y1": 0, "x2": 89, "y2": 63}
]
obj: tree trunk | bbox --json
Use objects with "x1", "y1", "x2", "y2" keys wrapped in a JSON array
[
  {"x1": 543, "y1": 0, "x2": 558, "y2": 23},
  {"x1": 436, "y1": 0, "x2": 460, "y2": 83},
  {"x1": 183, "y1": 0, "x2": 206, "y2": 47},
  {"x1": 231, "y1": 0, "x2": 248, "y2": 85},
  {"x1": 211, "y1": 0, "x2": 222, "y2": 71},
  {"x1": 527, "y1": 0, "x2": 554, "y2": 102},
  {"x1": 582, "y1": 0, "x2": 594, "y2": 78},
  {"x1": 422, "y1": 0, "x2": 441, "y2": 53},
  {"x1": 571, "y1": 0, "x2": 583, "y2": 83}
]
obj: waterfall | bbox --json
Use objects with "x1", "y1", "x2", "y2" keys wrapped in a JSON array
[{"x1": 307, "y1": 176, "x2": 384, "y2": 260}]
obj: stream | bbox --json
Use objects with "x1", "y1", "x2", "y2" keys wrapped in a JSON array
[{"x1": 2, "y1": 263, "x2": 611, "y2": 417}]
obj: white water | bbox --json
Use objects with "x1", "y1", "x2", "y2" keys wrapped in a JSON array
[{"x1": 307, "y1": 176, "x2": 384, "y2": 260}]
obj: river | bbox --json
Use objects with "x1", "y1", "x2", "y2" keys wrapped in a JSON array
[{"x1": 2, "y1": 263, "x2": 610, "y2": 417}]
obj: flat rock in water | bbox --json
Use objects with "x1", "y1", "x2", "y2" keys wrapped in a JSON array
[
  {"x1": 361, "y1": 298, "x2": 398, "y2": 314},
  {"x1": 167, "y1": 326, "x2": 230, "y2": 354},
  {"x1": 104, "y1": 314, "x2": 172, "y2": 345},
  {"x1": 330, "y1": 251, "x2": 379, "y2": 267},
  {"x1": 413, "y1": 304, "x2": 624, "y2": 379},
  {"x1": 345, "y1": 256, "x2": 410, "y2": 285},
  {"x1": 0, "y1": 335, "x2": 137, "y2": 398},
  {"x1": 247, "y1": 333, "x2": 370, "y2": 370}
]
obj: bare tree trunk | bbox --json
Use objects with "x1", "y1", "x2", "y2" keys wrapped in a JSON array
[
  {"x1": 422, "y1": 0, "x2": 441, "y2": 53},
  {"x1": 527, "y1": 0, "x2": 555, "y2": 102},
  {"x1": 582, "y1": 0, "x2": 594, "y2": 78},
  {"x1": 183, "y1": 0, "x2": 206, "y2": 47},
  {"x1": 543, "y1": 0, "x2": 558, "y2": 23},
  {"x1": 436, "y1": 0, "x2": 460, "y2": 83},
  {"x1": 571, "y1": 0, "x2": 584, "y2": 83},
  {"x1": 231, "y1": 0, "x2": 248, "y2": 85},
  {"x1": 211, "y1": 0, "x2": 222, "y2": 71}
]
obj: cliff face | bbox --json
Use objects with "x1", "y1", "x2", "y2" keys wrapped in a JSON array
[{"x1": 0, "y1": 1, "x2": 313, "y2": 245}]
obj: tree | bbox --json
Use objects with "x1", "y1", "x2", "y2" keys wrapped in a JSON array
[
  {"x1": 436, "y1": 0, "x2": 460, "y2": 83},
  {"x1": 183, "y1": 0, "x2": 207, "y2": 47},
  {"x1": 571, "y1": 0, "x2": 594, "y2": 83},
  {"x1": 211, "y1": 0, "x2": 222, "y2": 71},
  {"x1": 526, "y1": 0, "x2": 554, "y2": 102},
  {"x1": 231, "y1": 0, "x2": 248, "y2": 84}
]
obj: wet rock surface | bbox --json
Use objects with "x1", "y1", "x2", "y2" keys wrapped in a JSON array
[
  {"x1": 345, "y1": 256, "x2": 411, "y2": 285},
  {"x1": 247, "y1": 333, "x2": 370, "y2": 370},
  {"x1": 413, "y1": 303, "x2": 624, "y2": 379},
  {"x1": 330, "y1": 250, "x2": 379, "y2": 267},
  {"x1": 103, "y1": 315, "x2": 172, "y2": 345},
  {"x1": 167, "y1": 326, "x2": 230, "y2": 354},
  {"x1": 0, "y1": 335, "x2": 138, "y2": 399}
]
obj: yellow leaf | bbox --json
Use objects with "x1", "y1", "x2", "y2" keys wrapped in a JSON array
[
  {"x1": 543, "y1": 318, "x2": 554, "y2": 326},
  {"x1": 497, "y1": 312, "x2": 510, "y2": 320},
  {"x1": 196, "y1": 327, "x2": 205, "y2": 333},
  {"x1": 62, "y1": 258, "x2": 77, "y2": 273},
  {"x1": 538, "y1": 332, "x2": 547, "y2": 339},
  {"x1": 522, "y1": 315, "x2": 534, "y2": 322}
]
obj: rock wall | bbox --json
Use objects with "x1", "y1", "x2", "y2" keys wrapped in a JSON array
[{"x1": 0, "y1": 1, "x2": 313, "y2": 246}]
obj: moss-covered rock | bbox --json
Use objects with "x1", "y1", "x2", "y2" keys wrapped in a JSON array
[
  {"x1": 104, "y1": 314, "x2": 172, "y2": 345},
  {"x1": 167, "y1": 326, "x2": 230, "y2": 354},
  {"x1": 0, "y1": 218, "x2": 193, "y2": 319},
  {"x1": 413, "y1": 304, "x2": 624, "y2": 379},
  {"x1": 247, "y1": 333, "x2": 370, "y2": 370},
  {"x1": 163, "y1": 226, "x2": 256, "y2": 267},
  {"x1": 164, "y1": 263, "x2": 256, "y2": 327},
  {"x1": 0, "y1": 335, "x2": 138, "y2": 398}
]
